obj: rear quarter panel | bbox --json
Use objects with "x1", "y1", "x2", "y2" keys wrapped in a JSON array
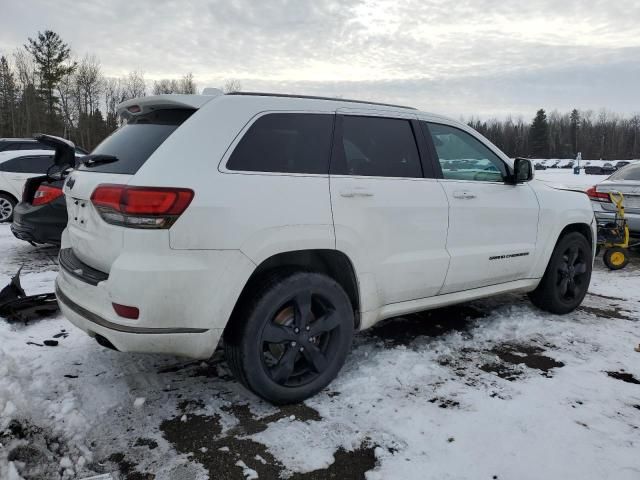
[{"x1": 131, "y1": 96, "x2": 337, "y2": 263}]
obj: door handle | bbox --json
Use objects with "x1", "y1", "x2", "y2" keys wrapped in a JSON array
[
  {"x1": 339, "y1": 188, "x2": 374, "y2": 198},
  {"x1": 452, "y1": 190, "x2": 476, "y2": 199}
]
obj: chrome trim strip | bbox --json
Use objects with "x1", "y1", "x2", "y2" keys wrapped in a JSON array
[{"x1": 55, "y1": 282, "x2": 208, "y2": 335}]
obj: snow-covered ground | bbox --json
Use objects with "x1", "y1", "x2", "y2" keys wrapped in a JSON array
[
  {"x1": 1, "y1": 186, "x2": 640, "y2": 479},
  {"x1": 535, "y1": 168, "x2": 609, "y2": 190}
]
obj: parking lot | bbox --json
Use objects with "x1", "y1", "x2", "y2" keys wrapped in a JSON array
[{"x1": 1, "y1": 213, "x2": 639, "y2": 479}]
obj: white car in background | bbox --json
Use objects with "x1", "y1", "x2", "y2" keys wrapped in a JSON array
[
  {"x1": 588, "y1": 162, "x2": 640, "y2": 236},
  {"x1": 55, "y1": 92, "x2": 596, "y2": 404},
  {"x1": 0, "y1": 149, "x2": 60, "y2": 222}
]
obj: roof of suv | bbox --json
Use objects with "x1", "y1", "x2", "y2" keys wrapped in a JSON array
[
  {"x1": 226, "y1": 92, "x2": 416, "y2": 110},
  {"x1": 116, "y1": 91, "x2": 459, "y2": 124}
]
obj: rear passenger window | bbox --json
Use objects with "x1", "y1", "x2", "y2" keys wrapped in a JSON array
[
  {"x1": 332, "y1": 116, "x2": 422, "y2": 178},
  {"x1": 227, "y1": 113, "x2": 334, "y2": 174},
  {"x1": 0, "y1": 155, "x2": 53, "y2": 173}
]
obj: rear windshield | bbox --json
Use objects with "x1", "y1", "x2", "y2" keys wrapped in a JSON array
[
  {"x1": 80, "y1": 108, "x2": 194, "y2": 174},
  {"x1": 610, "y1": 164, "x2": 640, "y2": 181}
]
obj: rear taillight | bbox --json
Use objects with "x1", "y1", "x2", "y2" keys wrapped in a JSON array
[
  {"x1": 585, "y1": 186, "x2": 611, "y2": 203},
  {"x1": 91, "y1": 184, "x2": 194, "y2": 229},
  {"x1": 32, "y1": 185, "x2": 64, "y2": 206}
]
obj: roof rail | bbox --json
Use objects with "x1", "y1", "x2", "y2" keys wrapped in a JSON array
[{"x1": 226, "y1": 91, "x2": 416, "y2": 110}]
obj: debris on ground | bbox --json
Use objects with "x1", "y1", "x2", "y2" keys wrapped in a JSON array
[{"x1": 0, "y1": 268, "x2": 58, "y2": 322}]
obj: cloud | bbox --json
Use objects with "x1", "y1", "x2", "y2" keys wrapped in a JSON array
[{"x1": 0, "y1": 0, "x2": 639, "y2": 117}]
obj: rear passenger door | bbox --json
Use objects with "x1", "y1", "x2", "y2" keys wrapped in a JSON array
[
  {"x1": 422, "y1": 122, "x2": 539, "y2": 293},
  {"x1": 329, "y1": 112, "x2": 450, "y2": 307}
]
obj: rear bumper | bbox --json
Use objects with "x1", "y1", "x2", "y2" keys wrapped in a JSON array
[
  {"x1": 54, "y1": 241, "x2": 255, "y2": 359},
  {"x1": 56, "y1": 276, "x2": 220, "y2": 358},
  {"x1": 591, "y1": 201, "x2": 640, "y2": 234},
  {"x1": 11, "y1": 200, "x2": 66, "y2": 245}
]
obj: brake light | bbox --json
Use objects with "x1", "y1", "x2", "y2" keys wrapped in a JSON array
[
  {"x1": 91, "y1": 184, "x2": 194, "y2": 229},
  {"x1": 585, "y1": 186, "x2": 611, "y2": 202},
  {"x1": 32, "y1": 185, "x2": 64, "y2": 206}
]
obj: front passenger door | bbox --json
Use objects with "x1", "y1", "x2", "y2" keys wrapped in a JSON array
[{"x1": 422, "y1": 122, "x2": 540, "y2": 294}]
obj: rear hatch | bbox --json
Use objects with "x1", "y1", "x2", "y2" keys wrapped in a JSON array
[{"x1": 64, "y1": 106, "x2": 196, "y2": 273}]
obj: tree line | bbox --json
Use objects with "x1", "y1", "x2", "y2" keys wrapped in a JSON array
[
  {"x1": 0, "y1": 30, "x2": 241, "y2": 151},
  {"x1": 1, "y1": 30, "x2": 638, "y2": 158},
  {"x1": 469, "y1": 108, "x2": 640, "y2": 160}
]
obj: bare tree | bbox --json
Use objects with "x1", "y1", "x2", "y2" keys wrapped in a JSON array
[
  {"x1": 122, "y1": 71, "x2": 146, "y2": 100},
  {"x1": 57, "y1": 67, "x2": 78, "y2": 136},
  {"x1": 152, "y1": 78, "x2": 175, "y2": 95},
  {"x1": 179, "y1": 73, "x2": 197, "y2": 94},
  {"x1": 222, "y1": 79, "x2": 242, "y2": 93},
  {"x1": 75, "y1": 55, "x2": 103, "y2": 116},
  {"x1": 152, "y1": 73, "x2": 197, "y2": 95},
  {"x1": 104, "y1": 77, "x2": 123, "y2": 131}
]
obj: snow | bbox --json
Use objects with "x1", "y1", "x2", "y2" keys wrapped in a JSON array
[
  {"x1": 1, "y1": 218, "x2": 640, "y2": 479},
  {"x1": 535, "y1": 168, "x2": 609, "y2": 190},
  {"x1": 236, "y1": 460, "x2": 259, "y2": 479}
]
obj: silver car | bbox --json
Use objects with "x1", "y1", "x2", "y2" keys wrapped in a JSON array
[{"x1": 589, "y1": 163, "x2": 640, "y2": 236}]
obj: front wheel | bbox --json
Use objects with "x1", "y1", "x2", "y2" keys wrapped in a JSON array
[
  {"x1": 529, "y1": 232, "x2": 592, "y2": 314},
  {"x1": 224, "y1": 271, "x2": 354, "y2": 404}
]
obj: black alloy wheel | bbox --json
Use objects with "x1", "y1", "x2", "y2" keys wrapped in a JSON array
[
  {"x1": 556, "y1": 244, "x2": 589, "y2": 300},
  {"x1": 224, "y1": 271, "x2": 354, "y2": 404},
  {"x1": 261, "y1": 290, "x2": 342, "y2": 387},
  {"x1": 529, "y1": 232, "x2": 592, "y2": 314}
]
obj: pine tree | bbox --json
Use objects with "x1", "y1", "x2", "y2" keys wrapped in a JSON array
[
  {"x1": 0, "y1": 56, "x2": 18, "y2": 136},
  {"x1": 529, "y1": 109, "x2": 550, "y2": 158},
  {"x1": 570, "y1": 109, "x2": 580, "y2": 156},
  {"x1": 24, "y1": 30, "x2": 76, "y2": 124}
]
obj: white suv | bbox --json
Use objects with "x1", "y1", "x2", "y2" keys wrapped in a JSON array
[{"x1": 55, "y1": 92, "x2": 596, "y2": 404}]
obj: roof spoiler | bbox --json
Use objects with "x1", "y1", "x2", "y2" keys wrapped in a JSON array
[{"x1": 117, "y1": 93, "x2": 222, "y2": 120}]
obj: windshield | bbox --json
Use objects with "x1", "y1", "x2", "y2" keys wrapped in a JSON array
[{"x1": 80, "y1": 108, "x2": 194, "y2": 174}]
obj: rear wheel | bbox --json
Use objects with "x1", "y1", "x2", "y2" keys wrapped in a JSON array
[
  {"x1": 529, "y1": 232, "x2": 592, "y2": 314},
  {"x1": 0, "y1": 194, "x2": 16, "y2": 223},
  {"x1": 224, "y1": 271, "x2": 354, "y2": 404},
  {"x1": 603, "y1": 247, "x2": 628, "y2": 270}
]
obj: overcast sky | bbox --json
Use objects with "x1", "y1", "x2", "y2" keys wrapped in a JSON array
[{"x1": 1, "y1": 0, "x2": 639, "y2": 119}]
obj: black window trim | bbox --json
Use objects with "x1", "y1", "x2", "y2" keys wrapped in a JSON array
[
  {"x1": 220, "y1": 110, "x2": 337, "y2": 177},
  {"x1": 420, "y1": 120, "x2": 513, "y2": 184},
  {"x1": 330, "y1": 113, "x2": 437, "y2": 180}
]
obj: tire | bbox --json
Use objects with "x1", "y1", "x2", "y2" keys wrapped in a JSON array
[
  {"x1": 528, "y1": 232, "x2": 592, "y2": 314},
  {"x1": 0, "y1": 193, "x2": 16, "y2": 223},
  {"x1": 224, "y1": 270, "x2": 354, "y2": 404},
  {"x1": 603, "y1": 247, "x2": 629, "y2": 270}
]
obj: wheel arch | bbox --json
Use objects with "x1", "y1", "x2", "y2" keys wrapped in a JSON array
[
  {"x1": 0, "y1": 190, "x2": 19, "y2": 203},
  {"x1": 557, "y1": 222, "x2": 593, "y2": 247},
  {"x1": 227, "y1": 249, "x2": 361, "y2": 332}
]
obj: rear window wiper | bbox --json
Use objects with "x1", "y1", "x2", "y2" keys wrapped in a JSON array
[{"x1": 81, "y1": 154, "x2": 119, "y2": 168}]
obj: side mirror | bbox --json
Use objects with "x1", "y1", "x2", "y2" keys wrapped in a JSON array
[{"x1": 512, "y1": 158, "x2": 534, "y2": 183}]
